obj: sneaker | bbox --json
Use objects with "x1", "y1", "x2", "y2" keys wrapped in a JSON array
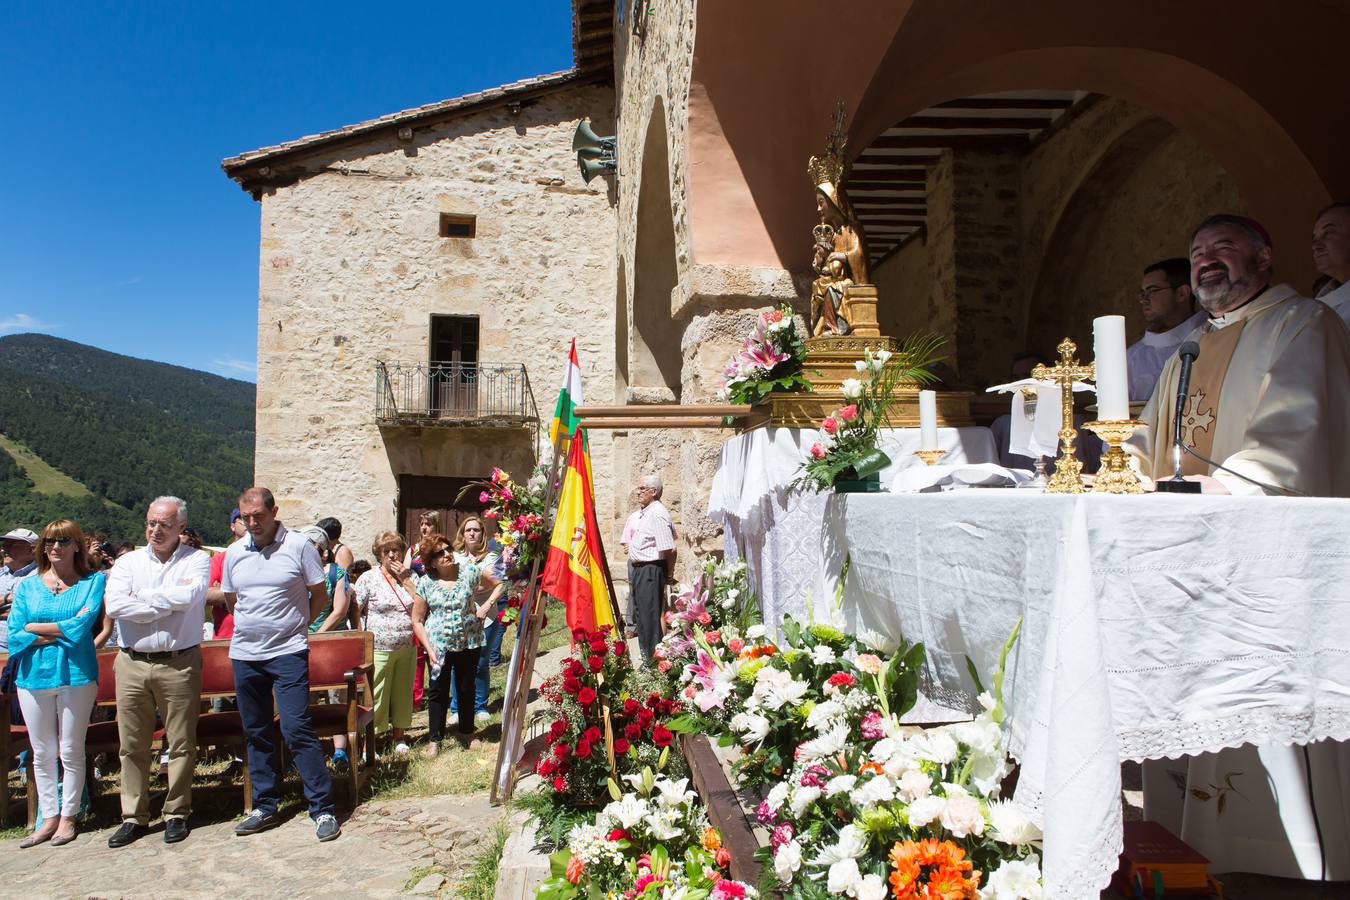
[
  {"x1": 314, "y1": 813, "x2": 341, "y2": 842},
  {"x1": 393, "y1": 742, "x2": 411, "y2": 756},
  {"x1": 234, "y1": 808, "x2": 281, "y2": 836},
  {"x1": 474, "y1": 711, "x2": 491, "y2": 724},
  {"x1": 331, "y1": 749, "x2": 350, "y2": 773},
  {"x1": 423, "y1": 741, "x2": 439, "y2": 759}
]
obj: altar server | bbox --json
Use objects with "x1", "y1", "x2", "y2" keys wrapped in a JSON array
[
  {"x1": 1312, "y1": 201, "x2": 1350, "y2": 327},
  {"x1": 1126, "y1": 214, "x2": 1350, "y2": 497},
  {"x1": 1133, "y1": 214, "x2": 1350, "y2": 881},
  {"x1": 1127, "y1": 258, "x2": 1207, "y2": 402}
]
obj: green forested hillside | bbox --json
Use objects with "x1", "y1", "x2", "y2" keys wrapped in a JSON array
[{"x1": 0, "y1": 335, "x2": 255, "y2": 544}]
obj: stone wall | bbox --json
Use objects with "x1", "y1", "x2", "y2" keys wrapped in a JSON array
[{"x1": 253, "y1": 83, "x2": 618, "y2": 562}]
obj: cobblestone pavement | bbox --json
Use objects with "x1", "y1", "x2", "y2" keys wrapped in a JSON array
[{"x1": 0, "y1": 792, "x2": 500, "y2": 899}]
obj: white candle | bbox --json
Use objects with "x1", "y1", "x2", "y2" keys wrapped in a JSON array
[
  {"x1": 918, "y1": 389, "x2": 938, "y2": 450},
  {"x1": 1092, "y1": 315, "x2": 1129, "y2": 420}
]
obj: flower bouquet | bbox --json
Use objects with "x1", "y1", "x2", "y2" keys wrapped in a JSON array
[
  {"x1": 650, "y1": 557, "x2": 761, "y2": 693},
  {"x1": 720, "y1": 305, "x2": 811, "y2": 406},
  {"x1": 536, "y1": 625, "x2": 689, "y2": 808},
  {"x1": 793, "y1": 334, "x2": 945, "y2": 493},
  {"x1": 535, "y1": 769, "x2": 758, "y2": 900},
  {"x1": 461, "y1": 460, "x2": 552, "y2": 577},
  {"x1": 746, "y1": 623, "x2": 1042, "y2": 900}
]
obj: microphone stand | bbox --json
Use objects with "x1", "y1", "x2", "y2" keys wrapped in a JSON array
[{"x1": 1157, "y1": 341, "x2": 1202, "y2": 494}]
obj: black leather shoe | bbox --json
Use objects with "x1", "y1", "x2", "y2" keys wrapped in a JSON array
[
  {"x1": 163, "y1": 817, "x2": 190, "y2": 844},
  {"x1": 107, "y1": 821, "x2": 150, "y2": 849}
]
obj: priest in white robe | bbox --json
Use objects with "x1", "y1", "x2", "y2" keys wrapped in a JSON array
[
  {"x1": 1129, "y1": 214, "x2": 1350, "y2": 881},
  {"x1": 1313, "y1": 201, "x2": 1350, "y2": 328},
  {"x1": 1127, "y1": 257, "x2": 1208, "y2": 402}
]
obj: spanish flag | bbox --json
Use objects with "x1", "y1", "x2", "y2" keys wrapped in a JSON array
[{"x1": 540, "y1": 425, "x2": 616, "y2": 635}]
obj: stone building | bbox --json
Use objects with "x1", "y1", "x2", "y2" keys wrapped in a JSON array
[{"x1": 225, "y1": 1, "x2": 1349, "y2": 571}]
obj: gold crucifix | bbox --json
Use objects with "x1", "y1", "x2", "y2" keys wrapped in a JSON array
[{"x1": 1031, "y1": 338, "x2": 1095, "y2": 493}]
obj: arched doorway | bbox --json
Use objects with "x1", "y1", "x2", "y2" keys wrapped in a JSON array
[{"x1": 631, "y1": 98, "x2": 682, "y2": 400}]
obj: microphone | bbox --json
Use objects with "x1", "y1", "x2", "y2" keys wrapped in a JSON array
[{"x1": 1156, "y1": 341, "x2": 1202, "y2": 493}]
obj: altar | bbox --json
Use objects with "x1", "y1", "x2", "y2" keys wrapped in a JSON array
[
  {"x1": 817, "y1": 490, "x2": 1350, "y2": 895},
  {"x1": 706, "y1": 425, "x2": 998, "y2": 630}
]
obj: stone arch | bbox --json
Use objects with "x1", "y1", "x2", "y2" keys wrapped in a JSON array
[
  {"x1": 1022, "y1": 108, "x2": 1248, "y2": 357},
  {"x1": 630, "y1": 96, "x2": 682, "y2": 399}
]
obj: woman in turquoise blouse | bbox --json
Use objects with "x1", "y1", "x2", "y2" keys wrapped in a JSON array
[{"x1": 6, "y1": 519, "x2": 105, "y2": 847}]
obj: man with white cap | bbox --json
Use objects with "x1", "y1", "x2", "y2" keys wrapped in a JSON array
[{"x1": 0, "y1": 528, "x2": 39, "y2": 620}]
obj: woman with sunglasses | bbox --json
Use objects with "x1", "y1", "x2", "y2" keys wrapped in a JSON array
[
  {"x1": 411, "y1": 532, "x2": 497, "y2": 755},
  {"x1": 6, "y1": 519, "x2": 106, "y2": 847},
  {"x1": 354, "y1": 531, "x2": 421, "y2": 756}
]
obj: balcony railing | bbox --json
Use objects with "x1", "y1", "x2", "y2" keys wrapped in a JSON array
[{"x1": 375, "y1": 361, "x2": 539, "y2": 429}]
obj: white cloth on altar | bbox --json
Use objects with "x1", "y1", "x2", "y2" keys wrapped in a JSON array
[
  {"x1": 707, "y1": 426, "x2": 997, "y2": 635},
  {"x1": 892, "y1": 462, "x2": 1032, "y2": 492},
  {"x1": 818, "y1": 491, "x2": 1350, "y2": 897},
  {"x1": 986, "y1": 378, "x2": 1094, "y2": 459}
]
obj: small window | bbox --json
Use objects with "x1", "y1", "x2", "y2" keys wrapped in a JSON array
[{"x1": 439, "y1": 213, "x2": 476, "y2": 238}]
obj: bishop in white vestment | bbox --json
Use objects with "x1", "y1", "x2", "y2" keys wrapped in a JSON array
[{"x1": 1129, "y1": 215, "x2": 1350, "y2": 880}]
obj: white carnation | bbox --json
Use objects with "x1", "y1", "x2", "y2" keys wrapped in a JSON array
[
  {"x1": 810, "y1": 644, "x2": 837, "y2": 665},
  {"x1": 789, "y1": 785, "x2": 822, "y2": 818},
  {"x1": 906, "y1": 794, "x2": 946, "y2": 827},
  {"x1": 746, "y1": 624, "x2": 768, "y2": 639},
  {"x1": 827, "y1": 858, "x2": 864, "y2": 895},
  {"x1": 849, "y1": 774, "x2": 895, "y2": 806},
  {"x1": 855, "y1": 873, "x2": 888, "y2": 900},
  {"x1": 773, "y1": 839, "x2": 803, "y2": 884},
  {"x1": 983, "y1": 855, "x2": 1043, "y2": 899},
  {"x1": 841, "y1": 377, "x2": 864, "y2": 399},
  {"x1": 824, "y1": 774, "x2": 858, "y2": 797},
  {"x1": 988, "y1": 800, "x2": 1043, "y2": 846},
  {"x1": 765, "y1": 781, "x2": 790, "y2": 812}
]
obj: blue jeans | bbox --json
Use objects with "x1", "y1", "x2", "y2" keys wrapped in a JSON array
[
  {"x1": 232, "y1": 650, "x2": 334, "y2": 819},
  {"x1": 452, "y1": 611, "x2": 505, "y2": 717}
]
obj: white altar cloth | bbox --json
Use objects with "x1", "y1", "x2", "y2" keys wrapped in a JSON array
[
  {"x1": 707, "y1": 426, "x2": 998, "y2": 631},
  {"x1": 820, "y1": 491, "x2": 1350, "y2": 898}
]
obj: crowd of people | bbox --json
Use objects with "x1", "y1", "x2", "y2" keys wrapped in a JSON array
[{"x1": 0, "y1": 486, "x2": 511, "y2": 848}]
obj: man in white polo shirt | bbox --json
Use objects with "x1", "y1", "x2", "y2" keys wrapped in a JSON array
[
  {"x1": 104, "y1": 496, "x2": 210, "y2": 848},
  {"x1": 623, "y1": 475, "x2": 676, "y2": 661},
  {"x1": 221, "y1": 486, "x2": 339, "y2": 842}
]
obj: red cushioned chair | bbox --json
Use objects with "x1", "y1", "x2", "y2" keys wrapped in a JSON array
[
  {"x1": 178, "y1": 638, "x2": 255, "y2": 812},
  {"x1": 302, "y1": 630, "x2": 374, "y2": 806}
]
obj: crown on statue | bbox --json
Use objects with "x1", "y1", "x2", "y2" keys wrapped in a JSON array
[{"x1": 807, "y1": 102, "x2": 849, "y2": 189}]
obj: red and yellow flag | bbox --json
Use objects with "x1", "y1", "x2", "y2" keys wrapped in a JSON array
[{"x1": 540, "y1": 426, "x2": 616, "y2": 635}]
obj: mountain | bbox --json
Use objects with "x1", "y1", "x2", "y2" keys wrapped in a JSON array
[{"x1": 0, "y1": 334, "x2": 255, "y2": 545}]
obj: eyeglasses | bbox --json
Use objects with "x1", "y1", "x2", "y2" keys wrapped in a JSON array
[
  {"x1": 145, "y1": 519, "x2": 176, "y2": 531},
  {"x1": 1138, "y1": 285, "x2": 1178, "y2": 301},
  {"x1": 425, "y1": 548, "x2": 448, "y2": 563},
  {"x1": 44, "y1": 537, "x2": 74, "y2": 546}
]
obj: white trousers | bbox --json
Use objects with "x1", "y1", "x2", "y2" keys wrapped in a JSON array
[{"x1": 17, "y1": 682, "x2": 98, "y2": 821}]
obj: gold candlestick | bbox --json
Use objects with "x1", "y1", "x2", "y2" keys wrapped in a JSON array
[
  {"x1": 1031, "y1": 338, "x2": 1095, "y2": 494},
  {"x1": 914, "y1": 448, "x2": 946, "y2": 466},
  {"x1": 1083, "y1": 419, "x2": 1145, "y2": 493}
]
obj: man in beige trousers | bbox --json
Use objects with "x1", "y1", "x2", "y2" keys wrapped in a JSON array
[{"x1": 103, "y1": 496, "x2": 210, "y2": 847}]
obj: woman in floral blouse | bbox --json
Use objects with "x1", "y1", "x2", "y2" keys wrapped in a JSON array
[
  {"x1": 411, "y1": 532, "x2": 498, "y2": 754},
  {"x1": 353, "y1": 531, "x2": 420, "y2": 756}
]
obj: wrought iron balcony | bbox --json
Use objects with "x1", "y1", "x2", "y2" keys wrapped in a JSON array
[{"x1": 375, "y1": 361, "x2": 539, "y2": 429}]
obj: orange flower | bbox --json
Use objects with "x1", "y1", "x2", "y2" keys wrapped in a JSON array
[
  {"x1": 565, "y1": 855, "x2": 585, "y2": 885},
  {"x1": 888, "y1": 840, "x2": 979, "y2": 900},
  {"x1": 702, "y1": 826, "x2": 722, "y2": 853},
  {"x1": 858, "y1": 761, "x2": 886, "y2": 776}
]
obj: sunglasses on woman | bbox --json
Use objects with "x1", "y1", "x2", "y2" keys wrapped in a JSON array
[
  {"x1": 44, "y1": 537, "x2": 74, "y2": 546},
  {"x1": 424, "y1": 548, "x2": 448, "y2": 563}
]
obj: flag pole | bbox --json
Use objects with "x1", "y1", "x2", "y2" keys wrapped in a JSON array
[{"x1": 489, "y1": 418, "x2": 570, "y2": 805}]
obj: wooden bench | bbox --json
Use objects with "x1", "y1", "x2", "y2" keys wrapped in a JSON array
[{"x1": 2, "y1": 631, "x2": 375, "y2": 826}]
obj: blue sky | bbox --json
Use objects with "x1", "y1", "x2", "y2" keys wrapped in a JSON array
[{"x1": 0, "y1": 1, "x2": 574, "y2": 382}]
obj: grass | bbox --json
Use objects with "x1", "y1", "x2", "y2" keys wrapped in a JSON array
[
  {"x1": 455, "y1": 815, "x2": 511, "y2": 900},
  {"x1": 3, "y1": 607, "x2": 571, "y2": 831},
  {"x1": 0, "y1": 431, "x2": 92, "y2": 496}
]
